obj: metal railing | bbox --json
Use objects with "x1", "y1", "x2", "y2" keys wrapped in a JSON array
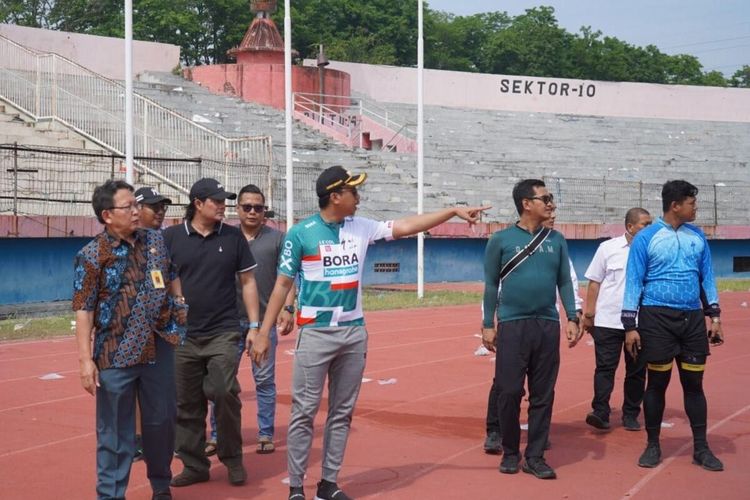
[
  {"x1": 0, "y1": 143, "x2": 272, "y2": 218},
  {"x1": 0, "y1": 34, "x2": 273, "y2": 194},
  {"x1": 545, "y1": 176, "x2": 750, "y2": 226},
  {"x1": 293, "y1": 92, "x2": 415, "y2": 151}
]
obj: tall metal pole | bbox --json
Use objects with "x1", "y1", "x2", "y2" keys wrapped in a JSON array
[
  {"x1": 417, "y1": 0, "x2": 425, "y2": 299},
  {"x1": 124, "y1": 0, "x2": 134, "y2": 184},
  {"x1": 284, "y1": 0, "x2": 294, "y2": 228}
]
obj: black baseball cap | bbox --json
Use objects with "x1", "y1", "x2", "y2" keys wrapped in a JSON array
[
  {"x1": 189, "y1": 178, "x2": 237, "y2": 201},
  {"x1": 316, "y1": 165, "x2": 367, "y2": 198},
  {"x1": 134, "y1": 186, "x2": 172, "y2": 205}
]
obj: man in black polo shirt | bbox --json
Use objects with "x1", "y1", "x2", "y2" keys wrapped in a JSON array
[{"x1": 164, "y1": 178, "x2": 261, "y2": 488}]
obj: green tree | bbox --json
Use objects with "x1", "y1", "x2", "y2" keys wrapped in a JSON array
[
  {"x1": 729, "y1": 65, "x2": 750, "y2": 87},
  {"x1": 1, "y1": 0, "x2": 54, "y2": 28}
]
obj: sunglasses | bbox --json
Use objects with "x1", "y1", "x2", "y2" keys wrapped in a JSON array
[
  {"x1": 143, "y1": 202, "x2": 168, "y2": 213},
  {"x1": 528, "y1": 194, "x2": 555, "y2": 205},
  {"x1": 239, "y1": 204, "x2": 267, "y2": 213}
]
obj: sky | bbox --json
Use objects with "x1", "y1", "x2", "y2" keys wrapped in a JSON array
[{"x1": 427, "y1": 0, "x2": 750, "y2": 76}]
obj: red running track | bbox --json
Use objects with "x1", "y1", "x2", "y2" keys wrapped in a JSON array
[{"x1": 1, "y1": 291, "x2": 749, "y2": 499}]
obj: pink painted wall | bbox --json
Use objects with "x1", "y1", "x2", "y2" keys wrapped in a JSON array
[
  {"x1": 306, "y1": 60, "x2": 750, "y2": 123},
  {"x1": 186, "y1": 64, "x2": 350, "y2": 110},
  {"x1": 0, "y1": 23, "x2": 180, "y2": 80}
]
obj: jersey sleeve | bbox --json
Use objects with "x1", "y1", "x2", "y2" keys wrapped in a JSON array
[
  {"x1": 482, "y1": 233, "x2": 503, "y2": 328},
  {"x1": 278, "y1": 227, "x2": 302, "y2": 278},
  {"x1": 621, "y1": 231, "x2": 649, "y2": 329},
  {"x1": 363, "y1": 218, "x2": 394, "y2": 244},
  {"x1": 698, "y1": 231, "x2": 719, "y2": 306}
]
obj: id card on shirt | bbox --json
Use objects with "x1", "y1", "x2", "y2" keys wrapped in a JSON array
[{"x1": 150, "y1": 270, "x2": 165, "y2": 289}]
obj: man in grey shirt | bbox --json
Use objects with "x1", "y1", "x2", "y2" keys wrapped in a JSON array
[{"x1": 236, "y1": 184, "x2": 295, "y2": 453}]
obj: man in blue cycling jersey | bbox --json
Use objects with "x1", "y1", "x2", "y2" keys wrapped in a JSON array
[{"x1": 622, "y1": 180, "x2": 725, "y2": 471}]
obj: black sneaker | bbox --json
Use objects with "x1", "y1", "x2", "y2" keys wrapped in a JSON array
[
  {"x1": 622, "y1": 415, "x2": 641, "y2": 431},
  {"x1": 289, "y1": 486, "x2": 306, "y2": 500},
  {"x1": 638, "y1": 443, "x2": 662, "y2": 468},
  {"x1": 499, "y1": 453, "x2": 520, "y2": 474},
  {"x1": 693, "y1": 448, "x2": 724, "y2": 471},
  {"x1": 522, "y1": 457, "x2": 557, "y2": 479},
  {"x1": 585, "y1": 412, "x2": 611, "y2": 430},
  {"x1": 315, "y1": 479, "x2": 352, "y2": 500},
  {"x1": 483, "y1": 431, "x2": 502, "y2": 455}
]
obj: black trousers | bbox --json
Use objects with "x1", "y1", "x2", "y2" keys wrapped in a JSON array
[
  {"x1": 496, "y1": 318, "x2": 560, "y2": 459},
  {"x1": 175, "y1": 331, "x2": 244, "y2": 474},
  {"x1": 590, "y1": 326, "x2": 646, "y2": 420}
]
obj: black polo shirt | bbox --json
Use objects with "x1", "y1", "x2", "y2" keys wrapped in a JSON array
[{"x1": 164, "y1": 220, "x2": 256, "y2": 337}]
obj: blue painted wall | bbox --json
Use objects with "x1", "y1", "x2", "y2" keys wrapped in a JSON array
[
  {"x1": 1, "y1": 237, "x2": 748, "y2": 304},
  {"x1": 0, "y1": 238, "x2": 91, "y2": 304},
  {"x1": 361, "y1": 237, "x2": 750, "y2": 285}
]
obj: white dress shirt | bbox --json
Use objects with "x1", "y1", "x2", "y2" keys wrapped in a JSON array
[{"x1": 584, "y1": 234, "x2": 631, "y2": 329}]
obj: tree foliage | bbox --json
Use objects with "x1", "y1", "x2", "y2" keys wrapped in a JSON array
[{"x1": 2, "y1": 1, "x2": 746, "y2": 87}]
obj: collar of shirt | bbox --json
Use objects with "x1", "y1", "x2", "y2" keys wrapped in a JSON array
[
  {"x1": 184, "y1": 219, "x2": 224, "y2": 236},
  {"x1": 103, "y1": 227, "x2": 144, "y2": 248}
]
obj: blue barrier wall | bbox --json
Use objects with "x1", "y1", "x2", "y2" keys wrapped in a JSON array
[
  {"x1": 1, "y1": 237, "x2": 748, "y2": 304},
  {"x1": 0, "y1": 238, "x2": 91, "y2": 304}
]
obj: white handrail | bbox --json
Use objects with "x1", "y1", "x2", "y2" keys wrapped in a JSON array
[{"x1": 0, "y1": 34, "x2": 274, "y2": 190}]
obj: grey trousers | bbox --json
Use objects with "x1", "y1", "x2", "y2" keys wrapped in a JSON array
[{"x1": 287, "y1": 325, "x2": 367, "y2": 487}]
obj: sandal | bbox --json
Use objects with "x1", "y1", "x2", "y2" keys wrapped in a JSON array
[
  {"x1": 256, "y1": 437, "x2": 275, "y2": 454},
  {"x1": 204, "y1": 440, "x2": 217, "y2": 457}
]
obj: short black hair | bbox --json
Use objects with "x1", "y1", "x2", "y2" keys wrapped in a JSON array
[
  {"x1": 238, "y1": 184, "x2": 266, "y2": 204},
  {"x1": 512, "y1": 179, "x2": 546, "y2": 215},
  {"x1": 662, "y1": 180, "x2": 698, "y2": 213},
  {"x1": 92, "y1": 179, "x2": 133, "y2": 224},
  {"x1": 625, "y1": 207, "x2": 650, "y2": 226},
  {"x1": 184, "y1": 197, "x2": 203, "y2": 221}
]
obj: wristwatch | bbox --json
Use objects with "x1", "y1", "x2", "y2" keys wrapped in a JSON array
[
  {"x1": 569, "y1": 317, "x2": 580, "y2": 325},
  {"x1": 283, "y1": 305, "x2": 296, "y2": 314},
  {"x1": 248, "y1": 321, "x2": 260, "y2": 329}
]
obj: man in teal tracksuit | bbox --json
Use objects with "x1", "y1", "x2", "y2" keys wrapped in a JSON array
[{"x1": 482, "y1": 179, "x2": 581, "y2": 480}]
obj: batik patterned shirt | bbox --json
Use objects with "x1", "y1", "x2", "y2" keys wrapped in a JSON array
[{"x1": 72, "y1": 228, "x2": 184, "y2": 370}]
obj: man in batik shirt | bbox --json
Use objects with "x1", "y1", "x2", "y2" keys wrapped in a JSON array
[{"x1": 73, "y1": 179, "x2": 186, "y2": 500}]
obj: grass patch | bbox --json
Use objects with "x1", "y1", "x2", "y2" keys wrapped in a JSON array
[
  {"x1": 716, "y1": 279, "x2": 750, "y2": 292},
  {"x1": 363, "y1": 289, "x2": 482, "y2": 311},
  {"x1": 2, "y1": 280, "x2": 747, "y2": 342},
  {"x1": 0, "y1": 313, "x2": 75, "y2": 342}
]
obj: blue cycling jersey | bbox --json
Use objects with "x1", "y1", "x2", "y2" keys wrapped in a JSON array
[{"x1": 622, "y1": 217, "x2": 718, "y2": 312}]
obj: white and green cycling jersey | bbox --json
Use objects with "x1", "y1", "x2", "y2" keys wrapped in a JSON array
[{"x1": 278, "y1": 213, "x2": 394, "y2": 328}]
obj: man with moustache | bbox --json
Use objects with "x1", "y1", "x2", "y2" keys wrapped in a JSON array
[
  {"x1": 250, "y1": 165, "x2": 488, "y2": 500},
  {"x1": 481, "y1": 179, "x2": 581, "y2": 480},
  {"x1": 164, "y1": 178, "x2": 261, "y2": 487}
]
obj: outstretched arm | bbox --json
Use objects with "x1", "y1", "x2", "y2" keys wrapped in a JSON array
[{"x1": 392, "y1": 206, "x2": 490, "y2": 239}]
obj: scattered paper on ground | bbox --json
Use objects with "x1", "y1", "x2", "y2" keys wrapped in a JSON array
[
  {"x1": 520, "y1": 423, "x2": 529, "y2": 430},
  {"x1": 378, "y1": 378, "x2": 397, "y2": 385},
  {"x1": 474, "y1": 345, "x2": 491, "y2": 356},
  {"x1": 473, "y1": 333, "x2": 482, "y2": 338},
  {"x1": 13, "y1": 319, "x2": 31, "y2": 331},
  {"x1": 586, "y1": 339, "x2": 594, "y2": 346},
  {"x1": 284, "y1": 349, "x2": 296, "y2": 356},
  {"x1": 361, "y1": 378, "x2": 372, "y2": 383},
  {"x1": 661, "y1": 422, "x2": 674, "y2": 428},
  {"x1": 39, "y1": 373, "x2": 65, "y2": 380}
]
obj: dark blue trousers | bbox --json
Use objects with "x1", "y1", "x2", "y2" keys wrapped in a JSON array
[{"x1": 96, "y1": 336, "x2": 175, "y2": 499}]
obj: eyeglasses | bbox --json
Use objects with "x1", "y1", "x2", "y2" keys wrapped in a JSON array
[
  {"x1": 108, "y1": 203, "x2": 139, "y2": 212},
  {"x1": 239, "y1": 204, "x2": 267, "y2": 213},
  {"x1": 143, "y1": 202, "x2": 168, "y2": 213},
  {"x1": 528, "y1": 194, "x2": 554, "y2": 205}
]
